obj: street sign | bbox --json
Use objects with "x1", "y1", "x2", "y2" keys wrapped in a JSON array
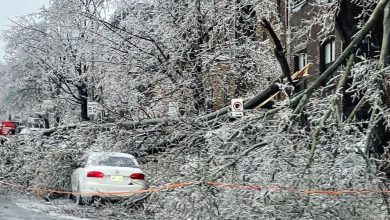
[
  {"x1": 87, "y1": 101, "x2": 101, "y2": 116},
  {"x1": 168, "y1": 102, "x2": 178, "y2": 117},
  {"x1": 41, "y1": 100, "x2": 54, "y2": 110},
  {"x1": 231, "y1": 98, "x2": 244, "y2": 117}
]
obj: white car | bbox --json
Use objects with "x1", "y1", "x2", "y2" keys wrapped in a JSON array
[
  {"x1": 71, "y1": 152, "x2": 148, "y2": 204},
  {"x1": 19, "y1": 127, "x2": 43, "y2": 135}
]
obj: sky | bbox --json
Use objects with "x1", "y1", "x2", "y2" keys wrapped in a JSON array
[{"x1": 0, "y1": 0, "x2": 50, "y2": 60}]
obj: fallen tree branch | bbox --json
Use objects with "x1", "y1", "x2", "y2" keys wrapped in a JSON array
[
  {"x1": 195, "y1": 18, "x2": 306, "y2": 123},
  {"x1": 260, "y1": 17, "x2": 294, "y2": 86},
  {"x1": 141, "y1": 134, "x2": 188, "y2": 156},
  {"x1": 381, "y1": 2, "x2": 390, "y2": 106},
  {"x1": 43, "y1": 124, "x2": 81, "y2": 136},
  {"x1": 306, "y1": 54, "x2": 355, "y2": 169},
  {"x1": 116, "y1": 117, "x2": 183, "y2": 130},
  {"x1": 345, "y1": 96, "x2": 368, "y2": 123},
  {"x1": 210, "y1": 142, "x2": 267, "y2": 180},
  {"x1": 196, "y1": 66, "x2": 310, "y2": 123},
  {"x1": 42, "y1": 117, "x2": 191, "y2": 135},
  {"x1": 379, "y1": 2, "x2": 390, "y2": 69},
  {"x1": 364, "y1": 99, "x2": 380, "y2": 160},
  {"x1": 366, "y1": 2, "x2": 390, "y2": 164}
]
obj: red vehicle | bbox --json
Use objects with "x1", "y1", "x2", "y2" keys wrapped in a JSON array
[{"x1": 0, "y1": 121, "x2": 17, "y2": 136}]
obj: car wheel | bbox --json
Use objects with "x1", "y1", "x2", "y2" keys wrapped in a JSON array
[
  {"x1": 75, "y1": 185, "x2": 83, "y2": 205},
  {"x1": 68, "y1": 192, "x2": 73, "y2": 200}
]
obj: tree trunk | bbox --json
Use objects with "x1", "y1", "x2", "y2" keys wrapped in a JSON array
[
  {"x1": 367, "y1": 2, "x2": 390, "y2": 176},
  {"x1": 190, "y1": 0, "x2": 205, "y2": 113},
  {"x1": 260, "y1": 17, "x2": 293, "y2": 86},
  {"x1": 78, "y1": 84, "x2": 89, "y2": 121},
  {"x1": 75, "y1": 62, "x2": 89, "y2": 121},
  {"x1": 43, "y1": 112, "x2": 50, "y2": 129},
  {"x1": 380, "y1": 2, "x2": 390, "y2": 68},
  {"x1": 381, "y1": 2, "x2": 390, "y2": 104}
]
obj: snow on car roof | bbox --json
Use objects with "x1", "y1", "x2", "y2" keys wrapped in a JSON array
[{"x1": 87, "y1": 152, "x2": 135, "y2": 158}]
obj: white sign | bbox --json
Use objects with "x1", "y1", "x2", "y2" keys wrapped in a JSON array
[
  {"x1": 168, "y1": 102, "x2": 178, "y2": 117},
  {"x1": 41, "y1": 100, "x2": 54, "y2": 110},
  {"x1": 87, "y1": 101, "x2": 101, "y2": 116},
  {"x1": 231, "y1": 98, "x2": 244, "y2": 117}
]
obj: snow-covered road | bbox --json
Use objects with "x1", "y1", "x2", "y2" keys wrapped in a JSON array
[
  {"x1": 0, "y1": 197, "x2": 59, "y2": 220},
  {"x1": 0, "y1": 188, "x2": 84, "y2": 220}
]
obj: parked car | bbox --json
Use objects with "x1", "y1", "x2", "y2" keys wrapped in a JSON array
[
  {"x1": 19, "y1": 127, "x2": 44, "y2": 135},
  {"x1": 70, "y1": 152, "x2": 148, "y2": 205},
  {"x1": 0, "y1": 121, "x2": 18, "y2": 136}
]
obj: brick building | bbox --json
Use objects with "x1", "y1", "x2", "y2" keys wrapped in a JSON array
[
  {"x1": 205, "y1": 0, "x2": 342, "y2": 111},
  {"x1": 278, "y1": 0, "x2": 344, "y2": 89},
  {"x1": 278, "y1": 0, "x2": 384, "y2": 118},
  {"x1": 279, "y1": 0, "x2": 383, "y2": 76}
]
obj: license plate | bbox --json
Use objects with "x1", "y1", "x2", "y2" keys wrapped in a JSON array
[{"x1": 110, "y1": 175, "x2": 123, "y2": 182}]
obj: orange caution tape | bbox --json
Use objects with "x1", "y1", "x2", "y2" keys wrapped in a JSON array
[
  {"x1": 207, "y1": 182, "x2": 390, "y2": 195},
  {"x1": 0, "y1": 180, "x2": 198, "y2": 197},
  {"x1": 0, "y1": 180, "x2": 389, "y2": 197}
]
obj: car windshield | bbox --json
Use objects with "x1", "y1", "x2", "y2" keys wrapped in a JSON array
[{"x1": 89, "y1": 156, "x2": 139, "y2": 168}]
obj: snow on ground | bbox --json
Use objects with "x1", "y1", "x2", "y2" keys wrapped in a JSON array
[
  {"x1": 15, "y1": 199, "x2": 88, "y2": 220},
  {"x1": 0, "y1": 187, "x2": 86, "y2": 220},
  {"x1": 0, "y1": 114, "x2": 389, "y2": 219}
]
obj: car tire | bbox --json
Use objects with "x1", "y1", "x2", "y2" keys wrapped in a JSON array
[{"x1": 68, "y1": 192, "x2": 73, "y2": 200}]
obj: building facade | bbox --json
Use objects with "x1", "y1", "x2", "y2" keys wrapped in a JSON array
[
  {"x1": 278, "y1": 0, "x2": 386, "y2": 119},
  {"x1": 279, "y1": 0, "x2": 344, "y2": 89}
]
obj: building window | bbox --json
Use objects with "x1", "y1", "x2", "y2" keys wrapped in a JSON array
[
  {"x1": 321, "y1": 39, "x2": 336, "y2": 72},
  {"x1": 324, "y1": 41, "x2": 336, "y2": 65},
  {"x1": 294, "y1": 50, "x2": 308, "y2": 92},
  {"x1": 294, "y1": 50, "x2": 307, "y2": 72}
]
